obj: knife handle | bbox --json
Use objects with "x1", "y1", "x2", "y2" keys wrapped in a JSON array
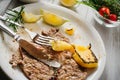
[{"x1": 0, "y1": 20, "x2": 20, "y2": 41}]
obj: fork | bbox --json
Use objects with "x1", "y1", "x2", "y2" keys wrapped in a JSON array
[
  {"x1": 0, "y1": 15, "x2": 54, "y2": 46},
  {"x1": 24, "y1": 28, "x2": 54, "y2": 46},
  {"x1": 0, "y1": 20, "x2": 61, "y2": 68}
]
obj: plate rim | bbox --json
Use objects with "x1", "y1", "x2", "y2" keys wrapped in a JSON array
[{"x1": 0, "y1": 1, "x2": 106, "y2": 80}]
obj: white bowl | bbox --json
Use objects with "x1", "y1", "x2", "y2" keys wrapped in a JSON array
[{"x1": 94, "y1": 10, "x2": 120, "y2": 27}]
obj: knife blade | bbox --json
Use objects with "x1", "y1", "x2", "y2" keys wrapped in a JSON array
[
  {"x1": 19, "y1": 39, "x2": 49, "y2": 59},
  {"x1": 19, "y1": 39, "x2": 61, "y2": 68}
]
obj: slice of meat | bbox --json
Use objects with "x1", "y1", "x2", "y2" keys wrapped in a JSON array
[
  {"x1": 55, "y1": 51, "x2": 87, "y2": 80},
  {"x1": 10, "y1": 28, "x2": 88, "y2": 80},
  {"x1": 53, "y1": 32, "x2": 69, "y2": 42},
  {"x1": 14, "y1": 47, "x2": 54, "y2": 80},
  {"x1": 42, "y1": 28, "x2": 69, "y2": 42},
  {"x1": 19, "y1": 39, "x2": 50, "y2": 59},
  {"x1": 57, "y1": 59, "x2": 87, "y2": 80},
  {"x1": 42, "y1": 28, "x2": 59, "y2": 36},
  {"x1": 9, "y1": 51, "x2": 23, "y2": 68}
]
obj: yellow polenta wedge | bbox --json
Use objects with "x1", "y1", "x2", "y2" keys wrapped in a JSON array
[
  {"x1": 73, "y1": 44, "x2": 98, "y2": 68},
  {"x1": 60, "y1": 0, "x2": 76, "y2": 7},
  {"x1": 22, "y1": 11, "x2": 41, "y2": 23},
  {"x1": 50, "y1": 40, "x2": 74, "y2": 52},
  {"x1": 41, "y1": 9, "x2": 66, "y2": 26}
]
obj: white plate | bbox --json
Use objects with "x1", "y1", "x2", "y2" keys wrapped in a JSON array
[{"x1": 0, "y1": 1, "x2": 106, "y2": 80}]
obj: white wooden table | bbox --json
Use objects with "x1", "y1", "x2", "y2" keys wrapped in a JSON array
[{"x1": 0, "y1": 0, "x2": 120, "y2": 80}]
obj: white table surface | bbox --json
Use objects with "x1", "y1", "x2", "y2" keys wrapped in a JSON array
[{"x1": 0, "y1": 0, "x2": 120, "y2": 80}]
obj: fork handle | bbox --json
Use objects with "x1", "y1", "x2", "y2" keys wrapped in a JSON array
[{"x1": 0, "y1": 20, "x2": 20, "y2": 41}]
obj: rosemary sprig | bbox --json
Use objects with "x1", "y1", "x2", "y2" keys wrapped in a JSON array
[{"x1": 5, "y1": 6, "x2": 25, "y2": 32}]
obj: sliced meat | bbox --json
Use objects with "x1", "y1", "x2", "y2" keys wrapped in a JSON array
[
  {"x1": 19, "y1": 39, "x2": 51, "y2": 60},
  {"x1": 42, "y1": 28, "x2": 69, "y2": 42},
  {"x1": 9, "y1": 51, "x2": 23, "y2": 67},
  {"x1": 11, "y1": 47, "x2": 54, "y2": 80},
  {"x1": 10, "y1": 28, "x2": 88, "y2": 80},
  {"x1": 42, "y1": 28, "x2": 59, "y2": 36},
  {"x1": 57, "y1": 59, "x2": 87, "y2": 80}
]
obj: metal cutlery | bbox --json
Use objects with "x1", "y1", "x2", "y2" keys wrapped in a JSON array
[
  {"x1": 0, "y1": 20, "x2": 61, "y2": 68},
  {"x1": 0, "y1": 15, "x2": 54, "y2": 46}
]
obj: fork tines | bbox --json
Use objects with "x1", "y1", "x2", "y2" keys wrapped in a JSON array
[{"x1": 33, "y1": 34, "x2": 54, "y2": 46}]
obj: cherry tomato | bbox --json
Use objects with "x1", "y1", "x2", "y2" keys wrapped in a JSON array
[
  {"x1": 99, "y1": 7, "x2": 110, "y2": 17},
  {"x1": 109, "y1": 14, "x2": 117, "y2": 21}
]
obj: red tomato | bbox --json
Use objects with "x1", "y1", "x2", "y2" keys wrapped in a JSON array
[
  {"x1": 99, "y1": 7, "x2": 110, "y2": 17},
  {"x1": 109, "y1": 14, "x2": 117, "y2": 21}
]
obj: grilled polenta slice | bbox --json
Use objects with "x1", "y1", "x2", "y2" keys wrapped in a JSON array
[
  {"x1": 73, "y1": 44, "x2": 98, "y2": 68},
  {"x1": 50, "y1": 40, "x2": 74, "y2": 52}
]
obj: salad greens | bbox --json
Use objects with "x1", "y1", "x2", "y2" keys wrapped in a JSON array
[{"x1": 80, "y1": 0, "x2": 120, "y2": 17}]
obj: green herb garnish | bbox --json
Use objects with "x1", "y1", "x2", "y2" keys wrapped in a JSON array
[{"x1": 5, "y1": 6, "x2": 24, "y2": 32}]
